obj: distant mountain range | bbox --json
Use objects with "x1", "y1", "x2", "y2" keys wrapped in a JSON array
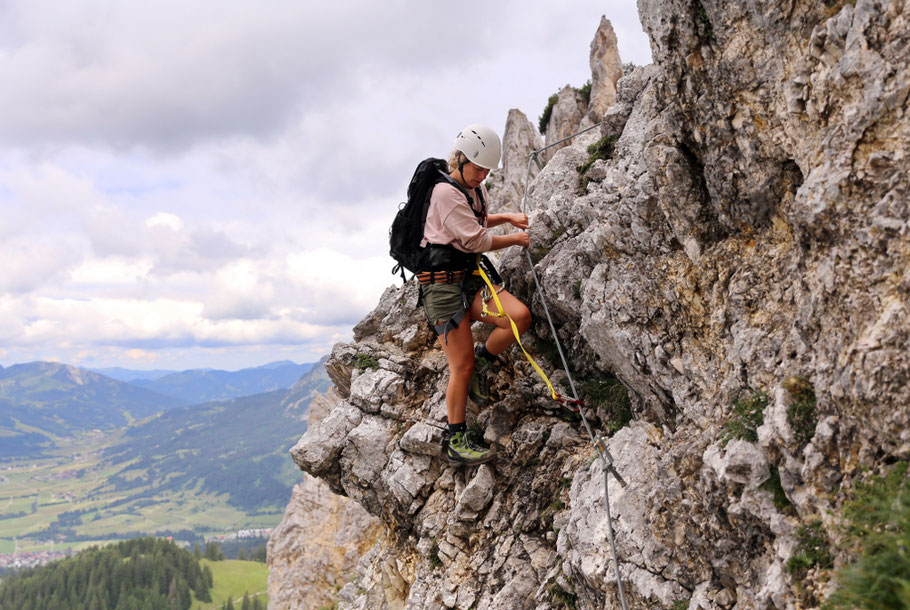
[
  {"x1": 90, "y1": 367, "x2": 181, "y2": 382},
  {"x1": 0, "y1": 362, "x2": 184, "y2": 457},
  {"x1": 0, "y1": 360, "x2": 316, "y2": 459},
  {"x1": 3, "y1": 358, "x2": 330, "y2": 552},
  {"x1": 123, "y1": 360, "x2": 314, "y2": 404},
  {"x1": 100, "y1": 361, "x2": 331, "y2": 511}
]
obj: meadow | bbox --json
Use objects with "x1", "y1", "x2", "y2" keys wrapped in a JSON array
[
  {"x1": 193, "y1": 559, "x2": 270, "y2": 610},
  {"x1": 0, "y1": 429, "x2": 288, "y2": 555}
]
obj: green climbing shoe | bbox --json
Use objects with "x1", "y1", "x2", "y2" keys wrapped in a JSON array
[
  {"x1": 469, "y1": 347, "x2": 493, "y2": 407},
  {"x1": 445, "y1": 430, "x2": 494, "y2": 465}
]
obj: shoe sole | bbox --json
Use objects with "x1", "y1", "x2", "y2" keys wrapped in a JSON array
[
  {"x1": 442, "y1": 444, "x2": 495, "y2": 465},
  {"x1": 468, "y1": 394, "x2": 491, "y2": 407},
  {"x1": 446, "y1": 453, "x2": 495, "y2": 465}
]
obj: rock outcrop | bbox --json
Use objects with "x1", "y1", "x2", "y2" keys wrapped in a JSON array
[
  {"x1": 267, "y1": 388, "x2": 382, "y2": 609},
  {"x1": 488, "y1": 109, "x2": 543, "y2": 214},
  {"x1": 274, "y1": 2, "x2": 910, "y2": 609},
  {"x1": 543, "y1": 85, "x2": 589, "y2": 162},
  {"x1": 588, "y1": 17, "x2": 624, "y2": 122},
  {"x1": 543, "y1": 17, "x2": 624, "y2": 164}
]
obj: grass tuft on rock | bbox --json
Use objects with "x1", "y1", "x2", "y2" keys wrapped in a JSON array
[
  {"x1": 576, "y1": 136, "x2": 617, "y2": 192},
  {"x1": 353, "y1": 353, "x2": 379, "y2": 371},
  {"x1": 787, "y1": 520, "x2": 833, "y2": 575},
  {"x1": 580, "y1": 374, "x2": 632, "y2": 434},
  {"x1": 824, "y1": 462, "x2": 910, "y2": 608},
  {"x1": 783, "y1": 377, "x2": 817, "y2": 449},
  {"x1": 721, "y1": 390, "x2": 768, "y2": 446}
]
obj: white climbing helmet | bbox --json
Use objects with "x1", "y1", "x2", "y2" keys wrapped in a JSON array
[{"x1": 454, "y1": 124, "x2": 502, "y2": 170}]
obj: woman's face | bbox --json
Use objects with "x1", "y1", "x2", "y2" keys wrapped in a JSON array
[{"x1": 462, "y1": 161, "x2": 490, "y2": 188}]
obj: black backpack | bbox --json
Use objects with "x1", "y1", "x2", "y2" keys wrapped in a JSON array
[{"x1": 389, "y1": 158, "x2": 485, "y2": 281}]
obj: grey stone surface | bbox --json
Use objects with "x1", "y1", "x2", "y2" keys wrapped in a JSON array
[{"x1": 273, "y1": 3, "x2": 910, "y2": 608}]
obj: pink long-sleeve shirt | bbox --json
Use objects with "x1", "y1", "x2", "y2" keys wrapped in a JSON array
[{"x1": 420, "y1": 182, "x2": 492, "y2": 253}]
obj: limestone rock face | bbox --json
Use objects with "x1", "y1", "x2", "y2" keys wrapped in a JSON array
[
  {"x1": 273, "y1": 1, "x2": 910, "y2": 608},
  {"x1": 488, "y1": 109, "x2": 543, "y2": 214},
  {"x1": 588, "y1": 17, "x2": 624, "y2": 121},
  {"x1": 267, "y1": 476, "x2": 383, "y2": 610},
  {"x1": 267, "y1": 387, "x2": 382, "y2": 610},
  {"x1": 542, "y1": 85, "x2": 587, "y2": 164}
]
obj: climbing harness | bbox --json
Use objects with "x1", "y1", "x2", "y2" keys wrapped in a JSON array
[{"x1": 517, "y1": 122, "x2": 630, "y2": 610}]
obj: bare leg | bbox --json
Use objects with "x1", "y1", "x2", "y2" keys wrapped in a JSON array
[
  {"x1": 437, "y1": 317, "x2": 475, "y2": 425},
  {"x1": 470, "y1": 287, "x2": 531, "y2": 356}
]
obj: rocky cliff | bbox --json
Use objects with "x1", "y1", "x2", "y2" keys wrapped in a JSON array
[
  {"x1": 267, "y1": 388, "x2": 382, "y2": 610},
  {"x1": 273, "y1": 2, "x2": 909, "y2": 608}
]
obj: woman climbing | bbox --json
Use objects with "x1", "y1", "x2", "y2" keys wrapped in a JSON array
[{"x1": 420, "y1": 124, "x2": 532, "y2": 465}]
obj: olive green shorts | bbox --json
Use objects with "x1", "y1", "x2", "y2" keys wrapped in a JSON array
[
  {"x1": 423, "y1": 276, "x2": 507, "y2": 341},
  {"x1": 422, "y1": 276, "x2": 484, "y2": 327}
]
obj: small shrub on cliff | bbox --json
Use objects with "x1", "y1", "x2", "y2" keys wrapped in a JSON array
[
  {"x1": 576, "y1": 80, "x2": 592, "y2": 105},
  {"x1": 695, "y1": 0, "x2": 715, "y2": 42},
  {"x1": 572, "y1": 281, "x2": 582, "y2": 300},
  {"x1": 576, "y1": 136, "x2": 617, "y2": 193},
  {"x1": 825, "y1": 0, "x2": 857, "y2": 16},
  {"x1": 721, "y1": 390, "x2": 768, "y2": 446},
  {"x1": 539, "y1": 93, "x2": 560, "y2": 134},
  {"x1": 353, "y1": 353, "x2": 379, "y2": 371},
  {"x1": 783, "y1": 377, "x2": 817, "y2": 449},
  {"x1": 546, "y1": 577, "x2": 578, "y2": 609},
  {"x1": 760, "y1": 466, "x2": 796, "y2": 515},
  {"x1": 530, "y1": 226, "x2": 566, "y2": 264},
  {"x1": 787, "y1": 520, "x2": 833, "y2": 574},
  {"x1": 824, "y1": 462, "x2": 910, "y2": 609},
  {"x1": 428, "y1": 541, "x2": 442, "y2": 569},
  {"x1": 580, "y1": 374, "x2": 632, "y2": 434}
]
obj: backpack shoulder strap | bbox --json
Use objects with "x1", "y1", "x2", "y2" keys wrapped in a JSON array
[{"x1": 437, "y1": 171, "x2": 485, "y2": 222}]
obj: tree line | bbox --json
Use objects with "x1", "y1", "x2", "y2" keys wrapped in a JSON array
[
  {"x1": 220, "y1": 591, "x2": 265, "y2": 610},
  {"x1": 0, "y1": 537, "x2": 213, "y2": 610}
]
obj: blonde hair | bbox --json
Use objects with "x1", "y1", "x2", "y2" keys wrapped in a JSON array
[{"x1": 446, "y1": 150, "x2": 468, "y2": 173}]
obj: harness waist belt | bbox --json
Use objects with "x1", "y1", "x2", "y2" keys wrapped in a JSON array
[{"x1": 417, "y1": 270, "x2": 477, "y2": 285}]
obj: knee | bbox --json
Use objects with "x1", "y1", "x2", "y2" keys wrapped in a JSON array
[
  {"x1": 514, "y1": 305, "x2": 531, "y2": 334},
  {"x1": 450, "y1": 358, "x2": 474, "y2": 381}
]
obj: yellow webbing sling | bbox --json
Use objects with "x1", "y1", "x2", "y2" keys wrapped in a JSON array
[{"x1": 474, "y1": 256, "x2": 583, "y2": 409}]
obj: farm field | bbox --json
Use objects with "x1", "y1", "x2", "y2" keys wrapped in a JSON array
[{"x1": 0, "y1": 428, "x2": 289, "y2": 555}]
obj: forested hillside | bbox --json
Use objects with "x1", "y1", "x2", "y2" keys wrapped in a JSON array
[
  {"x1": 0, "y1": 538, "x2": 212, "y2": 610},
  {"x1": 2, "y1": 361, "x2": 331, "y2": 559},
  {"x1": 101, "y1": 390, "x2": 308, "y2": 511}
]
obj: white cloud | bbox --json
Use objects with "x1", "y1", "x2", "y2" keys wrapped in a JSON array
[
  {"x1": 0, "y1": 236, "x2": 86, "y2": 294},
  {"x1": 69, "y1": 257, "x2": 153, "y2": 286},
  {"x1": 0, "y1": 0, "x2": 652, "y2": 369},
  {"x1": 145, "y1": 212, "x2": 183, "y2": 231}
]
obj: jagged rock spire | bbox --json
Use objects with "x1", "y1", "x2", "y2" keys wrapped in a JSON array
[
  {"x1": 541, "y1": 17, "x2": 623, "y2": 163},
  {"x1": 588, "y1": 16, "x2": 623, "y2": 121}
]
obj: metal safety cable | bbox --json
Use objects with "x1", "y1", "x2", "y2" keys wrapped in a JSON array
[{"x1": 519, "y1": 123, "x2": 629, "y2": 610}]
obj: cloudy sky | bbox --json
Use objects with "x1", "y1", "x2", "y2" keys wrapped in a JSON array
[{"x1": 0, "y1": 0, "x2": 652, "y2": 371}]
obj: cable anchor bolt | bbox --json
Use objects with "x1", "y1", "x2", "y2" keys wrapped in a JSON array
[{"x1": 596, "y1": 437, "x2": 628, "y2": 488}]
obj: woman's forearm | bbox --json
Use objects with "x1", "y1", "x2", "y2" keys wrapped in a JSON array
[
  {"x1": 487, "y1": 213, "x2": 509, "y2": 228},
  {"x1": 489, "y1": 232, "x2": 530, "y2": 250}
]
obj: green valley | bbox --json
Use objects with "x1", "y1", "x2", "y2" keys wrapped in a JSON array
[{"x1": 0, "y1": 360, "x2": 328, "y2": 561}]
